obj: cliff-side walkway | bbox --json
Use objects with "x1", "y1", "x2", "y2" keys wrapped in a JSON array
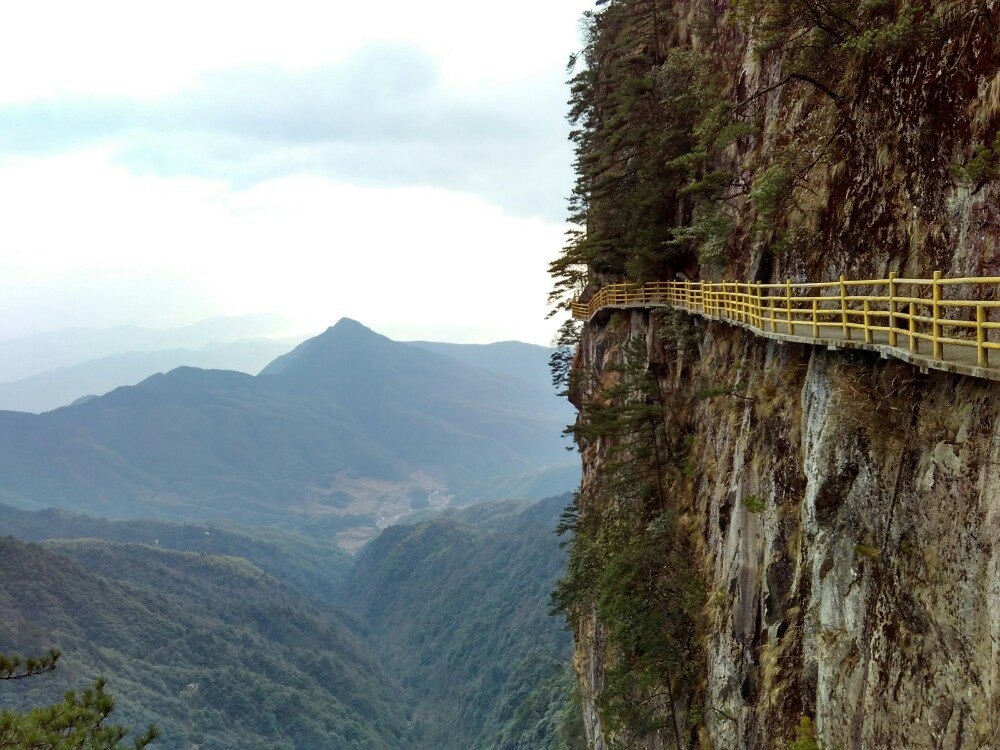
[{"x1": 573, "y1": 275, "x2": 1000, "y2": 382}]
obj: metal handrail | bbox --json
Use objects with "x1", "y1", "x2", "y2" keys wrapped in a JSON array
[{"x1": 572, "y1": 272, "x2": 1000, "y2": 369}]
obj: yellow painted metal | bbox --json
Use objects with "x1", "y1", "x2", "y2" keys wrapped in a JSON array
[
  {"x1": 979, "y1": 304, "x2": 989, "y2": 367},
  {"x1": 932, "y1": 271, "x2": 943, "y2": 360},
  {"x1": 571, "y1": 272, "x2": 1000, "y2": 373},
  {"x1": 887, "y1": 272, "x2": 897, "y2": 347},
  {"x1": 839, "y1": 276, "x2": 849, "y2": 340},
  {"x1": 785, "y1": 279, "x2": 793, "y2": 335}
]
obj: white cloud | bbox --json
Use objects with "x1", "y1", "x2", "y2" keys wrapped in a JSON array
[
  {"x1": 0, "y1": 1, "x2": 590, "y2": 101},
  {"x1": 0, "y1": 0, "x2": 591, "y2": 343},
  {"x1": 0, "y1": 152, "x2": 564, "y2": 343}
]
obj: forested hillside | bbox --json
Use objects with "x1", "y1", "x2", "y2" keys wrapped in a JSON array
[
  {"x1": 341, "y1": 494, "x2": 586, "y2": 750},
  {"x1": 0, "y1": 537, "x2": 411, "y2": 750},
  {"x1": 0, "y1": 495, "x2": 584, "y2": 749},
  {"x1": 0, "y1": 319, "x2": 573, "y2": 548},
  {"x1": 0, "y1": 502, "x2": 352, "y2": 602}
]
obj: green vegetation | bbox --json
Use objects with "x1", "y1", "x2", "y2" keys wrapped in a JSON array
[
  {"x1": 447, "y1": 464, "x2": 580, "y2": 506},
  {"x1": 952, "y1": 131, "x2": 1000, "y2": 188},
  {"x1": 549, "y1": 0, "x2": 991, "y2": 313},
  {"x1": 553, "y1": 339, "x2": 703, "y2": 747},
  {"x1": 743, "y1": 494, "x2": 766, "y2": 514},
  {"x1": 2, "y1": 645, "x2": 156, "y2": 748},
  {"x1": 1, "y1": 495, "x2": 582, "y2": 749},
  {"x1": 0, "y1": 503, "x2": 352, "y2": 603},
  {"x1": 550, "y1": 2, "x2": 733, "y2": 303},
  {"x1": 0, "y1": 648, "x2": 60, "y2": 680},
  {"x1": 340, "y1": 494, "x2": 585, "y2": 750},
  {"x1": 788, "y1": 716, "x2": 823, "y2": 750},
  {"x1": 854, "y1": 543, "x2": 881, "y2": 561},
  {"x1": 0, "y1": 537, "x2": 411, "y2": 750},
  {"x1": 0, "y1": 319, "x2": 570, "y2": 532},
  {"x1": 1, "y1": 668, "x2": 158, "y2": 750}
]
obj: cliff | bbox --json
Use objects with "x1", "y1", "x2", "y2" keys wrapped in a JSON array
[{"x1": 558, "y1": 1, "x2": 1000, "y2": 748}]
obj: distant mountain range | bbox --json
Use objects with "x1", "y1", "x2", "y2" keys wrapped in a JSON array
[
  {"x1": 0, "y1": 319, "x2": 575, "y2": 544},
  {"x1": 0, "y1": 337, "x2": 307, "y2": 413},
  {"x1": 0, "y1": 313, "x2": 292, "y2": 383}
]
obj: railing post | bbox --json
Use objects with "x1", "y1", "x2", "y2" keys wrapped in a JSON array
[
  {"x1": 839, "y1": 275, "x2": 849, "y2": 340},
  {"x1": 786, "y1": 279, "x2": 794, "y2": 335},
  {"x1": 769, "y1": 286, "x2": 776, "y2": 332},
  {"x1": 978, "y1": 304, "x2": 988, "y2": 367},
  {"x1": 932, "y1": 270, "x2": 943, "y2": 359},
  {"x1": 887, "y1": 272, "x2": 897, "y2": 347},
  {"x1": 909, "y1": 301, "x2": 918, "y2": 353},
  {"x1": 863, "y1": 299, "x2": 873, "y2": 344},
  {"x1": 756, "y1": 282, "x2": 763, "y2": 328},
  {"x1": 812, "y1": 297, "x2": 819, "y2": 338}
]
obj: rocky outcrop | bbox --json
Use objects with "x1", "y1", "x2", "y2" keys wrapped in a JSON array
[
  {"x1": 573, "y1": 305, "x2": 1000, "y2": 748},
  {"x1": 566, "y1": 3, "x2": 1000, "y2": 747}
]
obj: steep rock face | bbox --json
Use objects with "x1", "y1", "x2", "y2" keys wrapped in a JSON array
[
  {"x1": 573, "y1": 308, "x2": 1000, "y2": 748},
  {"x1": 565, "y1": 1, "x2": 1000, "y2": 747}
]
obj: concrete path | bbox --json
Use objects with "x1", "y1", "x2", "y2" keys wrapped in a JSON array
[{"x1": 592, "y1": 302, "x2": 1000, "y2": 383}]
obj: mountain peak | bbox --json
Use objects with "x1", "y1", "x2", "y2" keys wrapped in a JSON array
[
  {"x1": 328, "y1": 317, "x2": 370, "y2": 333},
  {"x1": 259, "y1": 319, "x2": 392, "y2": 377}
]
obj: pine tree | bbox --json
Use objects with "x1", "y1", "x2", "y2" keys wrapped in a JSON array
[
  {"x1": 550, "y1": 0, "x2": 739, "y2": 316},
  {"x1": 0, "y1": 650, "x2": 158, "y2": 750},
  {"x1": 553, "y1": 337, "x2": 703, "y2": 749}
]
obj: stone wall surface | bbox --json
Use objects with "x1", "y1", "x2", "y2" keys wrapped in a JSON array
[
  {"x1": 569, "y1": 4, "x2": 1000, "y2": 747},
  {"x1": 574, "y1": 309, "x2": 1000, "y2": 748}
]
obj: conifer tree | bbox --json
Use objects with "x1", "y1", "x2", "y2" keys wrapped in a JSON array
[
  {"x1": 0, "y1": 650, "x2": 158, "y2": 749},
  {"x1": 553, "y1": 337, "x2": 702, "y2": 749}
]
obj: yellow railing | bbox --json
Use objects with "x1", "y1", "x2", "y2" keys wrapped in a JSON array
[{"x1": 573, "y1": 273, "x2": 1000, "y2": 370}]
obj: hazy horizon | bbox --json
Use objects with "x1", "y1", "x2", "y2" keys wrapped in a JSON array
[
  {"x1": 0, "y1": 0, "x2": 594, "y2": 346},
  {"x1": 0, "y1": 311, "x2": 563, "y2": 348}
]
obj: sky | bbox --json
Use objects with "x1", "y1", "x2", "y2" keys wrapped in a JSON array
[{"x1": 0, "y1": 0, "x2": 594, "y2": 345}]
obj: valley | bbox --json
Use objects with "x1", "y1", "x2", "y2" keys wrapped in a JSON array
[
  {"x1": 0, "y1": 495, "x2": 584, "y2": 749},
  {"x1": 0, "y1": 319, "x2": 576, "y2": 550}
]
